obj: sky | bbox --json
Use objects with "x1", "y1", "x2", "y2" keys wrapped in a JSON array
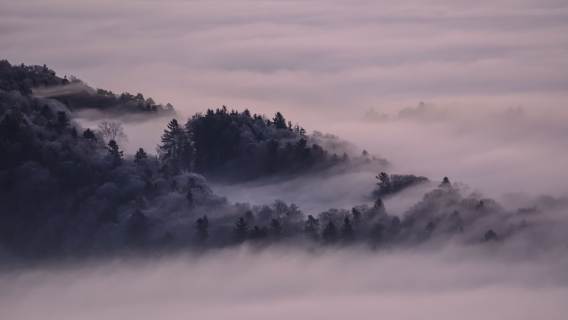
[{"x1": 2, "y1": 0, "x2": 568, "y2": 198}]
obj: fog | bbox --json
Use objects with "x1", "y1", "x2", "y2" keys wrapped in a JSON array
[
  {"x1": 3, "y1": 0, "x2": 566, "y2": 200},
  {"x1": 2, "y1": 0, "x2": 567, "y2": 120},
  {"x1": 2, "y1": 0, "x2": 568, "y2": 317},
  {"x1": 2, "y1": 245, "x2": 568, "y2": 320}
]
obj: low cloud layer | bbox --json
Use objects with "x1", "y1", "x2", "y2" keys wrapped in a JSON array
[
  {"x1": 3, "y1": 0, "x2": 567, "y2": 201},
  {"x1": 2, "y1": 1, "x2": 567, "y2": 317},
  {"x1": 2, "y1": 246, "x2": 568, "y2": 320},
  {"x1": 1, "y1": 0, "x2": 567, "y2": 121}
]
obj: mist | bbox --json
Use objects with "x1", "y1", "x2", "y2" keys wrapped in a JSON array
[
  {"x1": 2, "y1": 245, "x2": 568, "y2": 320},
  {"x1": 2, "y1": 0, "x2": 568, "y2": 318}
]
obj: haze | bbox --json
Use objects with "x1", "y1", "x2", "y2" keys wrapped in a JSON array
[{"x1": 1, "y1": 0, "x2": 567, "y2": 319}]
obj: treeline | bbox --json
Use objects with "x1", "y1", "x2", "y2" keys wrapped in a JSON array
[
  {"x1": 56, "y1": 87, "x2": 175, "y2": 116},
  {"x1": 373, "y1": 172, "x2": 429, "y2": 197},
  {"x1": 158, "y1": 107, "x2": 360, "y2": 181},
  {"x1": 183, "y1": 179, "x2": 508, "y2": 250},
  {"x1": 0, "y1": 60, "x2": 67, "y2": 94},
  {"x1": 0, "y1": 63, "x2": 527, "y2": 261},
  {"x1": 0, "y1": 60, "x2": 174, "y2": 117}
]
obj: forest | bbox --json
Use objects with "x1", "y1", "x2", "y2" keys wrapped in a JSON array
[{"x1": 0, "y1": 61, "x2": 534, "y2": 261}]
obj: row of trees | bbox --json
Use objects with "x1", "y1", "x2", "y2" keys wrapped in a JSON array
[
  {"x1": 157, "y1": 107, "x2": 349, "y2": 180},
  {"x1": 1, "y1": 61, "x2": 509, "y2": 261}
]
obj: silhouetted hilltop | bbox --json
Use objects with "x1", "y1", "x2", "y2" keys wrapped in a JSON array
[
  {"x1": 0, "y1": 62, "x2": 540, "y2": 262},
  {"x1": 0, "y1": 60, "x2": 67, "y2": 94},
  {"x1": 158, "y1": 107, "x2": 385, "y2": 181},
  {"x1": 0, "y1": 60, "x2": 175, "y2": 117}
]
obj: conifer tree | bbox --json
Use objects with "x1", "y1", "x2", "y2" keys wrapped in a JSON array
[
  {"x1": 134, "y1": 148, "x2": 148, "y2": 165},
  {"x1": 107, "y1": 139, "x2": 123, "y2": 165},
  {"x1": 273, "y1": 112, "x2": 287, "y2": 129}
]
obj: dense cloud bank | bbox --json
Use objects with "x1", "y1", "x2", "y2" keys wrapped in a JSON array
[
  {"x1": 2, "y1": 0, "x2": 567, "y2": 122},
  {"x1": 2, "y1": 247, "x2": 568, "y2": 320},
  {"x1": 2, "y1": 1, "x2": 568, "y2": 317}
]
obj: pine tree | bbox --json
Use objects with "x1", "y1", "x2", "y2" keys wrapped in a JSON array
[
  {"x1": 440, "y1": 176, "x2": 451, "y2": 187},
  {"x1": 82, "y1": 128, "x2": 96, "y2": 141},
  {"x1": 159, "y1": 119, "x2": 194, "y2": 173},
  {"x1": 107, "y1": 139, "x2": 123, "y2": 165},
  {"x1": 134, "y1": 148, "x2": 148, "y2": 165},
  {"x1": 376, "y1": 172, "x2": 391, "y2": 194},
  {"x1": 273, "y1": 112, "x2": 287, "y2": 129}
]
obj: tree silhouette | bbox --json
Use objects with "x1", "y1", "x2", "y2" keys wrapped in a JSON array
[
  {"x1": 82, "y1": 128, "x2": 96, "y2": 141},
  {"x1": 107, "y1": 139, "x2": 123, "y2": 165},
  {"x1": 440, "y1": 176, "x2": 451, "y2": 187},
  {"x1": 159, "y1": 118, "x2": 193, "y2": 174},
  {"x1": 98, "y1": 121, "x2": 126, "y2": 145},
  {"x1": 376, "y1": 172, "x2": 391, "y2": 193},
  {"x1": 273, "y1": 112, "x2": 287, "y2": 129},
  {"x1": 134, "y1": 148, "x2": 148, "y2": 165}
]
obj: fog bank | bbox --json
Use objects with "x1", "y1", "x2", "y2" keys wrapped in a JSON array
[{"x1": 2, "y1": 246, "x2": 568, "y2": 320}]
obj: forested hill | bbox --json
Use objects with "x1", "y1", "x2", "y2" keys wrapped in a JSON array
[
  {"x1": 0, "y1": 60, "x2": 175, "y2": 117},
  {"x1": 158, "y1": 107, "x2": 386, "y2": 181},
  {"x1": 0, "y1": 61, "x2": 533, "y2": 262}
]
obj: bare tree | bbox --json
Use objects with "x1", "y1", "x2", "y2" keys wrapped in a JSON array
[{"x1": 97, "y1": 121, "x2": 127, "y2": 145}]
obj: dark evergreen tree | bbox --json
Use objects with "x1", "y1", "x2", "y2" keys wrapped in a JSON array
[
  {"x1": 440, "y1": 176, "x2": 451, "y2": 187},
  {"x1": 107, "y1": 139, "x2": 123, "y2": 165},
  {"x1": 273, "y1": 112, "x2": 287, "y2": 129},
  {"x1": 376, "y1": 172, "x2": 391, "y2": 193},
  {"x1": 82, "y1": 128, "x2": 96, "y2": 141},
  {"x1": 159, "y1": 118, "x2": 193, "y2": 174},
  {"x1": 134, "y1": 148, "x2": 148, "y2": 165}
]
